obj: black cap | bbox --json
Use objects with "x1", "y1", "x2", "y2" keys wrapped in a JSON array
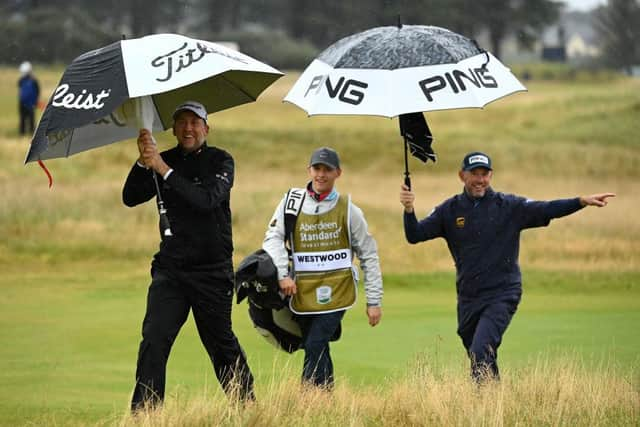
[
  {"x1": 461, "y1": 151, "x2": 492, "y2": 171},
  {"x1": 309, "y1": 147, "x2": 340, "y2": 169}
]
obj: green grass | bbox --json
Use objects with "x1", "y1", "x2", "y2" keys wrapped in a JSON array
[{"x1": 1, "y1": 268, "x2": 638, "y2": 425}]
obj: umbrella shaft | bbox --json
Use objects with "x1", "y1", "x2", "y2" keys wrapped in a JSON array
[
  {"x1": 152, "y1": 171, "x2": 164, "y2": 204},
  {"x1": 403, "y1": 136, "x2": 411, "y2": 189},
  {"x1": 151, "y1": 171, "x2": 173, "y2": 237}
]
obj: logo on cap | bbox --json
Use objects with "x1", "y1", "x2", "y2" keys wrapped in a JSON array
[
  {"x1": 462, "y1": 151, "x2": 492, "y2": 171},
  {"x1": 468, "y1": 155, "x2": 489, "y2": 165}
]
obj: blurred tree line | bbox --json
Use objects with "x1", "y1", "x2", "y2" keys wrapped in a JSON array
[
  {"x1": 1, "y1": 0, "x2": 638, "y2": 71},
  {"x1": 594, "y1": 0, "x2": 640, "y2": 74}
]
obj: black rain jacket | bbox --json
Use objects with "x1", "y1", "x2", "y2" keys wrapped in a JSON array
[{"x1": 123, "y1": 142, "x2": 234, "y2": 271}]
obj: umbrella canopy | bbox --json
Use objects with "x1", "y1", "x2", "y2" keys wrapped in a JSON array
[
  {"x1": 25, "y1": 33, "x2": 283, "y2": 163},
  {"x1": 284, "y1": 24, "x2": 526, "y2": 187},
  {"x1": 284, "y1": 25, "x2": 525, "y2": 117}
]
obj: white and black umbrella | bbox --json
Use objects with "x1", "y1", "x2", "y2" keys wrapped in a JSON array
[
  {"x1": 284, "y1": 24, "x2": 526, "y2": 186},
  {"x1": 24, "y1": 33, "x2": 282, "y2": 236},
  {"x1": 26, "y1": 33, "x2": 283, "y2": 164}
]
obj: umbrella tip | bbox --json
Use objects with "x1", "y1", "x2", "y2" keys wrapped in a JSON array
[{"x1": 396, "y1": 14, "x2": 402, "y2": 29}]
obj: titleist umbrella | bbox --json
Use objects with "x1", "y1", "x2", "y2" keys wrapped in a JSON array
[
  {"x1": 284, "y1": 24, "x2": 526, "y2": 186},
  {"x1": 24, "y1": 33, "x2": 283, "y2": 236},
  {"x1": 26, "y1": 33, "x2": 283, "y2": 163}
]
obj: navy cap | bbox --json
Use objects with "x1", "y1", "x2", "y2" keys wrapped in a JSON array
[
  {"x1": 309, "y1": 147, "x2": 340, "y2": 169},
  {"x1": 461, "y1": 151, "x2": 492, "y2": 171},
  {"x1": 173, "y1": 101, "x2": 208, "y2": 123}
]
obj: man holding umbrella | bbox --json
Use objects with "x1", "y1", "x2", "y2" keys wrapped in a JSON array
[
  {"x1": 399, "y1": 151, "x2": 615, "y2": 382},
  {"x1": 123, "y1": 101, "x2": 254, "y2": 410}
]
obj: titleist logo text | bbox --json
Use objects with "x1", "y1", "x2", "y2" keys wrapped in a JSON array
[
  {"x1": 152, "y1": 42, "x2": 248, "y2": 82},
  {"x1": 52, "y1": 84, "x2": 111, "y2": 110}
]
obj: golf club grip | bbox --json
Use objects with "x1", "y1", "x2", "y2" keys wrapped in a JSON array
[{"x1": 159, "y1": 212, "x2": 172, "y2": 238}]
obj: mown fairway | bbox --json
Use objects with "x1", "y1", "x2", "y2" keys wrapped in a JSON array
[{"x1": 0, "y1": 66, "x2": 638, "y2": 426}]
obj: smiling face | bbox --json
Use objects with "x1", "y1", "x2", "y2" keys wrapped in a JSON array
[
  {"x1": 308, "y1": 163, "x2": 342, "y2": 194},
  {"x1": 459, "y1": 167, "x2": 493, "y2": 198},
  {"x1": 172, "y1": 110, "x2": 209, "y2": 153}
]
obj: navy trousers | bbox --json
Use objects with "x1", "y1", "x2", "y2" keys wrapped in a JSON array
[
  {"x1": 457, "y1": 292, "x2": 521, "y2": 381},
  {"x1": 19, "y1": 104, "x2": 35, "y2": 135},
  {"x1": 296, "y1": 310, "x2": 345, "y2": 387},
  {"x1": 131, "y1": 267, "x2": 254, "y2": 410}
]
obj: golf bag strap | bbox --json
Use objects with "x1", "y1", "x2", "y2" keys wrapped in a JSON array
[{"x1": 284, "y1": 188, "x2": 305, "y2": 257}]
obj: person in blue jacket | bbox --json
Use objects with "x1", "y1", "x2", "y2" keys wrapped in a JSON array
[
  {"x1": 17, "y1": 61, "x2": 40, "y2": 136},
  {"x1": 399, "y1": 151, "x2": 615, "y2": 382}
]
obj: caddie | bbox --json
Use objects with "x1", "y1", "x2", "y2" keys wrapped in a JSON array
[{"x1": 262, "y1": 147, "x2": 383, "y2": 388}]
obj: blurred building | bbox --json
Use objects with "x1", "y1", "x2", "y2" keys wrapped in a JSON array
[{"x1": 485, "y1": 10, "x2": 600, "y2": 65}]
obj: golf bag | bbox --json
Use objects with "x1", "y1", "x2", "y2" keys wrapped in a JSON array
[{"x1": 235, "y1": 248, "x2": 304, "y2": 353}]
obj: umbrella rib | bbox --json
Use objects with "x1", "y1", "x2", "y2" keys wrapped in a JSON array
[{"x1": 65, "y1": 128, "x2": 75, "y2": 158}]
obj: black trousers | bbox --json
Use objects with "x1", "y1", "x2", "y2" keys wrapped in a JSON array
[
  {"x1": 19, "y1": 104, "x2": 35, "y2": 136},
  {"x1": 457, "y1": 291, "x2": 521, "y2": 381},
  {"x1": 131, "y1": 267, "x2": 254, "y2": 411}
]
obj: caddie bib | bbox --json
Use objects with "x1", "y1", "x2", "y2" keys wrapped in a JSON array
[{"x1": 290, "y1": 195, "x2": 357, "y2": 314}]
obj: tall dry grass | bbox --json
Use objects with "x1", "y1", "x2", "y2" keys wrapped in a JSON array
[
  {"x1": 112, "y1": 355, "x2": 638, "y2": 427},
  {"x1": 2, "y1": 70, "x2": 638, "y2": 275}
]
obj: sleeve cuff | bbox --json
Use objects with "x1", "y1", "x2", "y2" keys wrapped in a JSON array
[
  {"x1": 277, "y1": 269, "x2": 289, "y2": 280},
  {"x1": 163, "y1": 169, "x2": 174, "y2": 180}
]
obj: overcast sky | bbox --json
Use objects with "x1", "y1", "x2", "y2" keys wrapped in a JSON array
[{"x1": 564, "y1": 0, "x2": 606, "y2": 11}]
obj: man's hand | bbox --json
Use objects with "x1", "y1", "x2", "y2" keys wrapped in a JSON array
[
  {"x1": 399, "y1": 184, "x2": 415, "y2": 213},
  {"x1": 366, "y1": 306, "x2": 382, "y2": 327},
  {"x1": 137, "y1": 129, "x2": 170, "y2": 176},
  {"x1": 580, "y1": 193, "x2": 616, "y2": 207},
  {"x1": 279, "y1": 277, "x2": 297, "y2": 296}
]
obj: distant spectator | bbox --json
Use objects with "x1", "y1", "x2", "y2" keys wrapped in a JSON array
[{"x1": 18, "y1": 61, "x2": 40, "y2": 136}]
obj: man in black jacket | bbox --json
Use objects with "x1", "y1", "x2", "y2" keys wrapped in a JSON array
[{"x1": 123, "y1": 101, "x2": 254, "y2": 410}]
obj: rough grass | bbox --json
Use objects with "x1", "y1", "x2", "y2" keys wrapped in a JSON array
[{"x1": 113, "y1": 356, "x2": 638, "y2": 427}]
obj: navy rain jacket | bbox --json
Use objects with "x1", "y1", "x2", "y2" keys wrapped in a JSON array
[{"x1": 404, "y1": 187, "x2": 582, "y2": 301}]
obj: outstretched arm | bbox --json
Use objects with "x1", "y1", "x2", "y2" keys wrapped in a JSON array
[{"x1": 579, "y1": 193, "x2": 616, "y2": 207}]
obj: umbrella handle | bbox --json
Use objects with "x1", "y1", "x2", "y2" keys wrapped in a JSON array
[
  {"x1": 152, "y1": 170, "x2": 173, "y2": 238},
  {"x1": 403, "y1": 136, "x2": 411, "y2": 190},
  {"x1": 145, "y1": 129, "x2": 172, "y2": 239}
]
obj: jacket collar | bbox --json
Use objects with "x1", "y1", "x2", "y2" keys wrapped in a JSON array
[
  {"x1": 177, "y1": 141, "x2": 208, "y2": 157},
  {"x1": 459, "y1": 186, "x2": 495, "y2": 206},
  {"x1": 306, "y1": 181, "x2": 338, "y2": 202}
]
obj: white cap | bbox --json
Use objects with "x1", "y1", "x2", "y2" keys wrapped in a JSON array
[
  {"x1": 19, "y1": 61, "x2": 32, "y2": 75},
  {"x1": 172, "y1": 101, "x2": 208, "y2": 123}
]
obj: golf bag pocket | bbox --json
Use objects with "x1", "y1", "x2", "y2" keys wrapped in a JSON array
[
  {"x1": 249, "y1": 302, "x2": 302, "y2": 353},
  {"x1": 291, "y1": 268, "x2": 356, "y2": 314}
]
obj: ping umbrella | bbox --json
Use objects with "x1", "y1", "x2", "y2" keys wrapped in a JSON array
[
  {"x1": 25, "y1": 33, "x2": 283, "y2": 235},
  {"x1": 284, "y1": 24, "x2": 526, "y2": 186}
]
